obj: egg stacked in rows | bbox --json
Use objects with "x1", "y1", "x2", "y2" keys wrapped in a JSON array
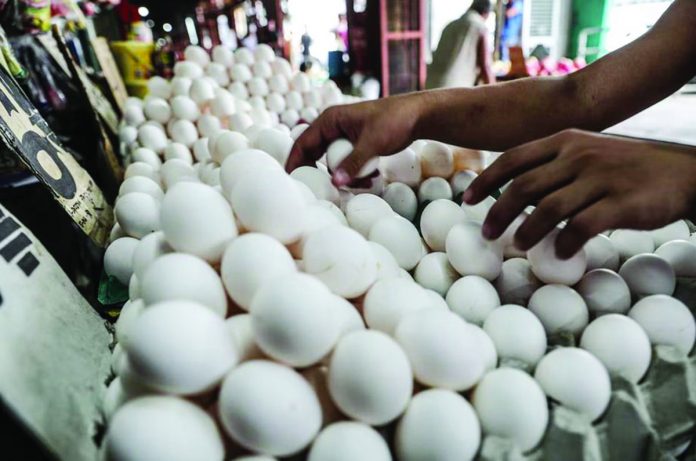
[{"x1": 104, "y1": 46, "x2": 696, "y2": 461}]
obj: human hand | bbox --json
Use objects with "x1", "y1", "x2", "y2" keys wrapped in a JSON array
[
  {"x1": 286, "y1": 93, "x2": 424, "y2": 186},
  {"x1": 463, "y1": 129, "x2": 696, "y2": 258}
]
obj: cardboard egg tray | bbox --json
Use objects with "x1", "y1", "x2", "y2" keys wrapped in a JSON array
[{"x1": 0, "y1": 202, "x2": 694, "y2": 460}]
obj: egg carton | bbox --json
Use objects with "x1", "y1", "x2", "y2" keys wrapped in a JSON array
[{"x1": 480, "y1": 279, "x2": 696, "y2": 461}]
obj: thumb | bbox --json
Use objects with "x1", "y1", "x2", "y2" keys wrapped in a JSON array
[{"x1": 332, "y1": 140, "x2": 376, "y2": 187}]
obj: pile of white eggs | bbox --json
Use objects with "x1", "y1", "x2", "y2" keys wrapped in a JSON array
[{"x1": 104, "y1": 45, "x2": 696, "y2": 461}]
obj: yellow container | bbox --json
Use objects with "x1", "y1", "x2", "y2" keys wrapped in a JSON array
[
  {"x1": 110, "y1": 41, "x2": 154, "y2": 82},
  {"x1": 125, "y1": 79, "x2": 149, "y2": 98}
]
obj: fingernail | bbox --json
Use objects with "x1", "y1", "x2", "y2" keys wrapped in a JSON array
[
  {"x1": 482, "y1": 222, "x2": 495, "y2": 240},
  {"x1": 333, "y1": 169, "x2": 351, "y2": 187},
  {"x1": 462, "y1": 189, "x2": 473, "y2": 203}
]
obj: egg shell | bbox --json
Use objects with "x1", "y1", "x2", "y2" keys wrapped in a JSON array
[
  {"x1": 291, "y1": 73, "x2": 311, "y2": 93},
  {"x1": 124, "y1": 104, "x2": 146, "y2": 127},
  {"x1": 114, "y1": 192, "x2": 160, "y2": 238},
  {"x1": 416, "y1": 177, "x2": 451, "y2": 204},
  {"x1": 248, "y1": 77, "x2": 270, "y2": 98},
  {"x1": 211, "y1": 131, "x2": 249, "y2": 164},
  {"x1": 368, "y1": 241, "x2": 402, "y2": 281},
  {"x1": 210, "y1": 88, "x2": 237, "y2": 118},
  {"x1": 328, "y1": 330, "x2": 412, "y2": 425},
  {"x1": 395, "y1": 389, "x2": 480, "y2": 461},
  {"x1": 229, "y1": 112, "x2": 254, "y2": 132},
  {"x1": 650, "y1": 220, "x2": 690, "y2": 247},
  {"x1": 483, "y1": 305, "x2": 547, "y2": 368},
  {"x1": 450, "y1": 170, "x2": 478, "y2": 201},
  {"x1": 102, "y1": 378, "x2": 129, "y2": 421},
  {"x1": 618, "y1": 253, "x2": 676, "y2": 298},
  {"x1": 461, "y1": 195, "x2": 496, "y2": 224},
  {"x1": 221, "y1": 233, "x2": 297, "y2": 310},
  {"x1": 494, "y1": 258, "x2": 542, "y2": 306},
  {"x1": 332, "y1": 296, "x2": 366, "y2": 336},
  {"x1": 128, "y1": 274, "x2": 140, "y2": 299},
  {"x1": 119, "y1": 125, "x2": 138, "y2": 145},
  {"x1": 272, "y1": 57, "x2": 293, "y2": 78},
  {"x1": 219, "y1": 360, "x2": 321, "y2": 456},
  {"x1": 163, "y1": 142, "x2": 193, "y2": 165},
  {"x1": 196, "y1": 114, "x2": 222, "y2": 139},
  {"x1": 109, "y1": 224, "x2": 126, "y2": 243},
  {"x1": 137, "y1": 125, "x2": 168, "y2": 153},
  {"x1": 380, "y1": 148, "x2": 421, "y2": 187},
  {"x1": 446, "y1": 275, "x2": 500, "y2": 325},
  {"x1": 580, "y1": 314, "x2": 651, "y2": 383},
  {"x1": 345, "y1": 193, "x2": 394, "y2": 237},
  {"x1": 290, "y1": 166, "x2": 340, "y2": 204},
  {"x1": 610, "y1": 229, "x2": 655, "y2": 261},
  {"x1": 206, "y1": 62, "x2": 230, "y2": 86},
  {"x1": 170, "y1": 76, "x2": 192, "y2": 97},
  {"x1": 212, "y1": 45, "x2": 234, "y2": 67},
  {"x1": 147, "y1": 76, "x2": 172, "y2": 99},
  {"x1": 420, "y1": 141, "x2": 454, "y2": 178},
  {"x1": 160, "y1": 159, "x2": 199, "y2": 189},
  {"x1": 229, "y1": 81, "x2": 250, "y2": 99},
  {"x1": 185, "y1": 45, "x2": 211, "y2": 67},
  {"x1": 466, "y1": 323, "x2": 498, "y2": 371},
  {"x1": 161, "y1": 182, "x2": 237, "y2": 262},
  {"x1": 168, "y1": 119, "x2": 199, "y2": 148},
  {"x1": 266, "y1": 92, "x2": 287, "y2": 113},
  {"x1": 527, "y1": 228, "x2": 587, "y2": 286},
  {"x1": 118, "y1": 175, "x2": 163, "y2": 201},
  {"x1": 124, "y1": 162, "x2": 158, "y2": 182},
  {"x1": 446, "y1": 222, "x2": 503, "y2": 281},
  {"x1": 174, "y1": 60, "x2": 204, "y2": 79},
  {"x1": 230, "y1": 63, "x2": 253, "y2": 83},
  {"x1": 395, "y1": 309, "x2": 485, "y2": 390},
  {"x1": 105, "y1": 396, "x2": 224, "y2": 461},
  {"x1": 576, "y1": 269, "x2": 631, "y2": 316},
  {"x1": 190, "y1": 78, "x2": 215, "y2": 106},
  {"x1": 300, "y1": 107, "x2": 319, "y2": 123},
  {"x1": 309, "y1": 422, "x2": 390, "y2": 461},
  {"x1": 268, "y1": 75, "x2": 289, "y2": 94},
  {"x1": 131, "y1": 147, "x2": 163, "y2": 170},
  {"x1": 420, "y1": 199, "x2": 468, "y2": 252},
  {"x1": 654, "y1": 239, "x2": 696, "y2": 277},
  {"x1": 382, "y1": 182, "x2": 417, "y2": 222},
  {"x1": 369, "y1": 215, "x2": 422, "y2": 270},
  {"x1": 144, "y1": 97, "x2": 172, "y2": 125},
  {"x1": 252, "y1": 128, "x2": 293, "y2": 165},
  {"x1": 628, "y1": 295, "x2": 695, "y2": 355},
  {"x1": 230, "y1": 169, "x2": 307, "y2": 244},
  {"x1": 170, "y1": 95, "x2": 200, "y2": 122},
  {"x1": 140, "y1": 253, "x2": 228, "y2": 317},
  {"x1": 583, "y1": 234, "x2": 620, "y2": 271},
  {"x1": 363, "y1": 277, "x2": 433, "y2": 334},
  {"x1": 254, "y1": 43, "x2": 276, "y2": 62},
  {"x1": 104, "y1": 237, "x2": 138, "y2": 286},
  {"x1": 303, "y1": 225, "x2": 377, "y2": 299},
  {"x1": 280, "y1": 109, "x2": 300, "y2": 128},
  {"x1": 220, "y1": 149, "x2": 282, "y2": 197},
  {"x1": 285, "y1": 91, "x2": 304, "y2": 111},
  {"x1": 414, "y1": 252, "x2": 458, "y2": 296},
  {"x1": 534, "y1": 347, "x2": 611, "y2": 421},
  {"x1": 225, "y1": 314, "x2": 264, "y2": 363},
  {"x1": 528, "y1": 285, "x2": 589, "y2": 336},
  {"x1": 472, "y1": 368, "x2": 548, "y2": 452},
  {"x1": 125, "y1": 301, "x2": 237, "y2": 394},
  {"x1": 115, "y1": 300, "x2": 145, "y2": 350}
]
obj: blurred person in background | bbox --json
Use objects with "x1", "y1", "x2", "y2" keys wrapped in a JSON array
[
  {"x1": 500, "y1": 0, "x2": 524, "y2": 61},
  {"x1": 426, "y1": 0, "x2": 496, "y2": 89}
]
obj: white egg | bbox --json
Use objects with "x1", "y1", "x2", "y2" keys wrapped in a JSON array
[
  {"x1": 220, "y1": 148, "x2": 282, "y2": 197},
  {"x1": 252, "y1": 60, "x2": 273, "y2": 79},
  {"x1": 328, "y1": 330, "x2": 412, "y2": 425},
  {"x1": 248, "y1": 77, "x2": 270, "y2": 98},
  {"x1": 184, "y1": 45, "x2": 210, "y2": 67},
  {"x1": 104, "y1": 396, "x2": 224, "y2": 461},
  {"x1": 125, "y1": 301, "x2": 237, "y2": 394},
  {"x1": 210, "y1": 88, "x2": 237, "y2": 118},
  {"x1": 580, "y1": 314, "x2": 651, "y2": 383},
  {"x1": 116, "y1": 300, "x2": 146, "y2": 349},
  {"x1": 124, "y1": 96, "x2": 144, "y2": 110},
  {"x1": 651, "y1": 220, "x2": 690, "y2": 247},
  {"x1": 124, "y1": 104, "x2": 146, "y2": 127},
  {"x1": 628, "y1": 295, "x2": 695, "y2": 355},
  {"x1": 576, "y1": 269, "x2": 631, "y2": 316},
  {"x1": 309, "y1": 422, "x2": 390, "y2": 461},
  {"x1": 368, "y1": 241, "x2": 401, "y2": 281},
  {"x1": 206, "y1": 62, "x2": 230, "y2": 86},
  {"x1": 494, "y1": 258, "x2": 542, "y2": 306},
  {"x1": 285, "y1": 91, "x2": 304, "y2": 111},
  {"x1": 535, "y1": 347, "x2": 611, "y2": 421},
  {"x1": 109, "y1": 224, "x2": 126, "y2": 243},
  {"x1": 174, "y1": 60, "x2": 204, "y2": 79},
  {"x1": 163, "y1": 142, "x2": 193, "y2": 165},
  {"x1": 654, "y1": 240, "x2": 696, "y2": 277},
  {"x1": 272, "y1": 57, "x2": 293, "y2": 78},
  {"x1": 446, "y1": 222, "x2": 503, "y2": 280},
  {"x1": 584, "y1": 233, "x2": 620, "y2": 271},
  {"x1": 118, "y1": 176, "x2": 163, "y2": 201},
  {"x1": 345, "y1": 193, "x2": 394, "y2": 237},
  {"x1": 229, "y1": 81, "x2": 250, "y2": 100},
  {"x1": 291, "y1": 73, "x2": 311, "y2": 93},
  {"x1": 369, "y1": 215, "x2": 422, "y2": 270},
  {"x1": 170, "y1": 95, "x2": 200, "y2": 122},
  {"x1": 212, "y1": 45, "x2": 234, "y2": 67},
  {"x1": 190, "y1": 78, "x2": 215, "y2": 106},
  {"x1": 144, "y1": 97, "x2": 172, "y2": 124},
  {"x1": 420, "y1": 141, "x2": 454, "y2": 178},
  {"x1": 290, "y1": 166, "x2": 340, "y2": 204},
  {"x1": 115, "y1": 192, "x2": 160, "y2": 238},
  {"x1": 446, "y1": 275, "x2": 500, "y2": 325},
  {"x1": 251, "y1": 272, "x2": 339, "y2": 367},
  {"x1": 119, "y1": 124, "x2": 138, "y2": 145},
  {"x1": 160, "y1": 159, "x2": 198, "y2": 189},
  {"x1": 300, "y1": 107, "x2": 319, "y2": 123},
  {"x1": 380, "y1": 148, "x2": 421, "y2": 187},
  {"x1": 253, "y1": 43, "x2": 275, "y2": 62},
  {"x1": 322, "y1": 87, "x2": 344, "y2": 108},
  {"x1": 396, "y1": 389, "x2": 480, "y2": 461},
  {"x1": 527, "y1": 228, "x2": 587, "y2": 285},
  {"x1": 619, "y1": 253, "x2": 676, "y2": 298},
  {"x1": 230, "y1": 63, "x2": 253, "y2": 83},
  {"x1": 219, "y1": 360, "x2": 321, "y2": 456},
  {"x1": 229, "y1": 112, "x2": 254, "y2": 132},
  {"x1": 303, "y1": 226, "x2": 377, "y2": 298},
  {"x1": 168, "y1": 119, "x2": 199, "y2": 148},
  {"x1": 383, "y1": 182, "x2": 418, "y2": 221},
  {"x1": 395, "y1": 309, "x2": 485, "y2": 390},
  {"x1": 160, "y1": 181, "x2": 237, "y2": 262},
  {"x1": 332, "y1": 296, "x2": 366, "y2": 336},
  {"x1": 450, "y1": 170, "x2": 478, "y2": 200},
  {"x1": 196, "y1": 114, "x2": 221, "y2": 138},
  {"x1": 137, "y1": 125, "x2": 168, "y2": 153},
  {"x1": 281, "y1": 109, "x2": 300, "y2": 128},
  {"x1": 266, "y1": 92, "x2": 287, "y2": 114},
  {"x1": 252, "y1": 128, "x2": 293, "y2": 165},
  {"x1": 302, "y1": 90, "x2": 321, "y2": 109},
  {"x1": 170, "y1": 76, "x2": 192, "y2": 97},
  {"x1": 414, "y1": 252, "x2": 458, "y2": 296},
  {"x1": 420, "y1": 199, "x2": 468, "y2": 251},
  {"x1": 210, "y1": 131, "x2": 249, "y2": 164},
  {"x1": 528, "y1": 284, "x2": 589, "y2": 336},
  {"x1": 461, "y1": 195, "x2": 496, "y2": 224},
  {"x1": 225, "y1": 314, "x2": 264, "y2": 362},
  {"x1": 147, "y1": 76, "x2": 171, "y2": 100},
  {"x1": 610, "y1": 229, "x2": 654, "y2": 261},
  {"x1": 472, "y1": 368, "x2": 548, "y2": 452},
  {"x1": 231, "y1": 169, "x2": 307, "y2": 243},
  {"x1": 466, "y1": 323, "x2": 498, "y2": 371},
  {"x1": 104, "y1": 237, "x2": 139, "y2": 285},
  {"x1": 131, "y1": 231, "x2": 172, "y2": 280},
  {"x1": 124, "y1": 161, "x2": 158, "y2": 182},
  {"x1": 363, "y1": 277, "x2": 433, "y2": 334},
  {"x1": 140, "y1": 253, "x2": 227, "y2": 316},
  {"x1": 220, "y1": 233, "x2": 297, "y2": 310},
  {"x1": 483, "y1": 305, "x2": 547, "y2": 368},
  {"x1": 102, "y1": 377, "x2": 129, "y2": 421},
  {"x1": 268, "y1": 74, "x2": 289, "y2": 94},
  {"x1": 418, "y1": 177, "x2": 452, "y2": 203}
]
